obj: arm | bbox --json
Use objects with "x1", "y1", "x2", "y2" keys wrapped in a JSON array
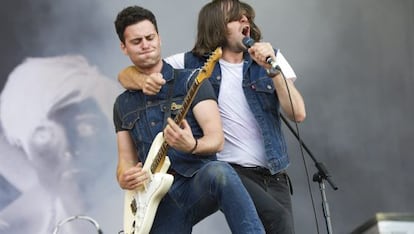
[
  {"x1": 116, "y1": 131, "x2": 148, "y2": 190},
  {"x1": 271, "y1": 73, "x2": 306, "y2": 122},
  {"x1": 117, "y1": 66, "x2": 165, "y2": 95},
  {"x1": 118, "y1": 53, "x2": 185, "y2": 94},
  {"x1": 248, "y1": 42, "x2": 306, "y2": 122},
  {"x1": 163, "y1": 99, "x2": 224, "y2": 154}
]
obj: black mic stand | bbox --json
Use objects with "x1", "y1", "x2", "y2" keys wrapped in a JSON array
[{"x1": 280, "y1": 114, "x2": 338, "y2": 234}]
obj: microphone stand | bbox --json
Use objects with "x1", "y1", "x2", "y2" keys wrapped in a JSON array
[{"x1": 280, "y1": 114, "x2": 338, "y2": 234}]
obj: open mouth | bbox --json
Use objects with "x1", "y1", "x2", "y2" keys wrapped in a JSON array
[{"x1": 242, "y1": 25, "x2": 250, "y2": 37}]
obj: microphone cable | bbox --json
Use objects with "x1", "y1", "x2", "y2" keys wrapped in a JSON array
[
  {"x1": 277, "y1": 67, "x2": 321, "y2": 234},
  {"x1": 242, "y1": 36, "x2": 326, "y2": 233}
]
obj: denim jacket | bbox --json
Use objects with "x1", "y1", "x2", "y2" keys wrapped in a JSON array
[
  {"x1": 184, "y1": 52, "x2": 289, "y2": 174},
  {"x1": 113, "y1": 61, "x2": 216, "y2": 177}
]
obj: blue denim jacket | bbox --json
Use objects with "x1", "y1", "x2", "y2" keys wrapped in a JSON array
[
  {"x1": 184, "y1": 52, "x2": 289, "y2": 174},
  {"x1": 114, "y1": 61, "x2": 216, "y2": 177}
]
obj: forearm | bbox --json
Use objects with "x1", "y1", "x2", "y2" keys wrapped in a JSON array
[
  {"x1": 272, "y1": 74, "x2": 306, "y2": 122},
  {"x1": 116, "y1": 131, "x2": 140, "y2": 189},
  {"x1": 192, "y1": 131, "x2": 224, "y2": 155},
  {"x1": 118, "y1": 66, "x2": 144, "y2": 90},
  {"x1": 118, "y1": 66, "x2": 166, "y2": 95}
]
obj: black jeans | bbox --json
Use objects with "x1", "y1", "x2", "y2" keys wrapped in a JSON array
[{"x1": 231, "y1": 164, "x2": 295, "y2": 234}]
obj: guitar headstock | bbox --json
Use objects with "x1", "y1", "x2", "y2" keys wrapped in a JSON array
[{"x1": 195, "y1": 47, "x2": 222, "y2": 83}]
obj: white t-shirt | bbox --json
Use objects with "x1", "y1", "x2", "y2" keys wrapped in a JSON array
[
  {"x1": 165, "y1": 51, "x2": 297, "y2": 80},
  {"x1": 165, "y1": 51, "x2": 297, "y2": 168}
]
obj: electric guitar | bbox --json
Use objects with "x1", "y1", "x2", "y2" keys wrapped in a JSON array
[{"x1": 123, "y1": 47, "x2": 222, "y2": 234}]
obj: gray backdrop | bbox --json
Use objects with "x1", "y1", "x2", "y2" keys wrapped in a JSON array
[{"x1": 1, "y1": 0, "x2": 413, "y2": 233}]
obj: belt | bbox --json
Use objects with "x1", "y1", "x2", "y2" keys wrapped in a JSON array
[
  {"x1": 230, "y1": 163, "x2": 292, "y2": 194},
  {"x1": 247, "y1": 166, "x2": 273, "y2": 175},
  {"x1": 230, "y1": 163, "x2": 286, "y2": 177}
]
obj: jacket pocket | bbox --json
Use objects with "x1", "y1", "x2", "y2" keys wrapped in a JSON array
[{"x1": 249, "y1": 77, "x2": 279, "y2": 113}]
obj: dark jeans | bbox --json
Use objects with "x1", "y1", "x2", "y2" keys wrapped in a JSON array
[
  {"x1": 231, "y1": 164, "x2": 295, "y2": 234},
  {"x1": 150, "y1": 161, "x2": 265, "y2": 234}
]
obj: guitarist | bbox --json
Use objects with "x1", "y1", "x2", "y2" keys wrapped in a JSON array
[{"x1": 113, "y1": 6, "x2": 264, "y2": 234}]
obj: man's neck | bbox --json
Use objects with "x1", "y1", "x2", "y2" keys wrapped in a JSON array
[{"x1": 221, "y1": 49, "x2": 244, "y2": 64}]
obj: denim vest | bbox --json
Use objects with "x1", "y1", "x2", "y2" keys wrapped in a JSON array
[
  {"x1": 114, "y1": 61, "x2": 216, "y2": 177},
  {"x1": 184, "y1": 52, "x2": 289, "y2": 174}
]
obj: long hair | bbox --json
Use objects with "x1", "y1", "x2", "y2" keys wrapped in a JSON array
[
  {"x1": 240, "y1": 1, "x2": 261, "y2": 42},
  {"x1": 192, "y1": 0, "x2": 242, "y2": 57}
]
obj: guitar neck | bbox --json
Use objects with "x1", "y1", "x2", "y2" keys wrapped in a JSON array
[
  {"x1": 149, "y1": 47, "x2": 222, "y2": 174},
  {"x1": 150, "y1": 73, "x2": 203, "y2": 174},
  {"x1": 173, "y1": 76, "x2": 201, "y2": 125}
]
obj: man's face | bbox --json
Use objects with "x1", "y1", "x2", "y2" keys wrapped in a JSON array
[
  {"x1": 121, "y1": 20, "x2": 162, "y2": 71},
  {"x1": 226, "y1": 14, "x2": 251, "y2": 53}
]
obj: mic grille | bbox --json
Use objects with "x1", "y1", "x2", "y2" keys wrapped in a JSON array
[{"x1": 242, "y1": 37, "x2": 255, "y2": 48}]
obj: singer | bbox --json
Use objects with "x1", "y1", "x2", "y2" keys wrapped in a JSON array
[{"x1": 117, "y1": 1, "x2": 306, "y2": 233}]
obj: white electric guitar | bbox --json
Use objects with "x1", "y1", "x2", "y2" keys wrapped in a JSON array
[{"x1": 123, "y1": 47, "x2": 222, "y2": 234}]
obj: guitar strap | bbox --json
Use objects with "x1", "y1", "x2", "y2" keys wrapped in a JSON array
[{"x1": 162, "y1": 69, "x2": 177, "y2": 128}]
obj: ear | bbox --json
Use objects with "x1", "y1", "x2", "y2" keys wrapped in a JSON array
[{"x1": 120, "y1": 42, "x2": 128, "y2": 55}]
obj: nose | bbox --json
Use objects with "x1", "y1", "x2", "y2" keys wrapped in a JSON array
[
  {"x1": 141, "y1": 38, "x2": 150, "y2": 48},
  {"x1": 240, "y1": 15, "x2": 248, "y2": 23}
]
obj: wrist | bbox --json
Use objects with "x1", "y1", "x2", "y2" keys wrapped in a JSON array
[
  {"x1": 266, "y1": 66, "x2": 281, "y2": 78},
  {"x1": 190, "y1": 138, "x2": 198, "y2": 154}
]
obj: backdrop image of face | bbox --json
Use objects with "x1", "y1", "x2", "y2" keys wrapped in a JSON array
[{"x1": 0, "y1": 55, "x2": 122, "y2": 233}]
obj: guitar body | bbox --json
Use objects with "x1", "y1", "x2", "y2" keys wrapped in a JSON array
[{"x1": 123, "y1": 133, "x2": 174, "y2": 234}]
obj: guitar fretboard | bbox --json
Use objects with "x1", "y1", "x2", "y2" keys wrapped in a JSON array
[
  {"x1": 150, "y1": 72, "x2": 203, "y2": 173},
  {"x1": 149, "y1": 47, "x2": 222, "y2": 174}
]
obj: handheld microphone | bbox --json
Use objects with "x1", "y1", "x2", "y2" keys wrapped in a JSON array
[{"x1": 242, "y1": 37, "x2": 280, "y2": 70}]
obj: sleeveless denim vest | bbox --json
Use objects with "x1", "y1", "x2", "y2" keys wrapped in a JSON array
[
  {"x1": 114, "y1": 61, "x2": 216, "y2": 177},
  {"x1": 184, "y1": 51, "x2": 289, "y2": 174}
]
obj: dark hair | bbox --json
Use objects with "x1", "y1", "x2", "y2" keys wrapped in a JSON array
[
  {"x1": 114, "y1": 6, "x2": 158, "y2": 43},
  {"x1": 192, "y1": 0, "x2": 242, "y2": 56},
  {"x1": 240, "y1": 1, "x2": 261, "y2": 42}
]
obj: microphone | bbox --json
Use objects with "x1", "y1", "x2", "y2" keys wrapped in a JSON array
[
  {"x1": 242, "y1": 36, "x2": 255, "y2": 48},
  {"x1": 242, "y1": 37, "x2": 280, "y2": 71}
]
